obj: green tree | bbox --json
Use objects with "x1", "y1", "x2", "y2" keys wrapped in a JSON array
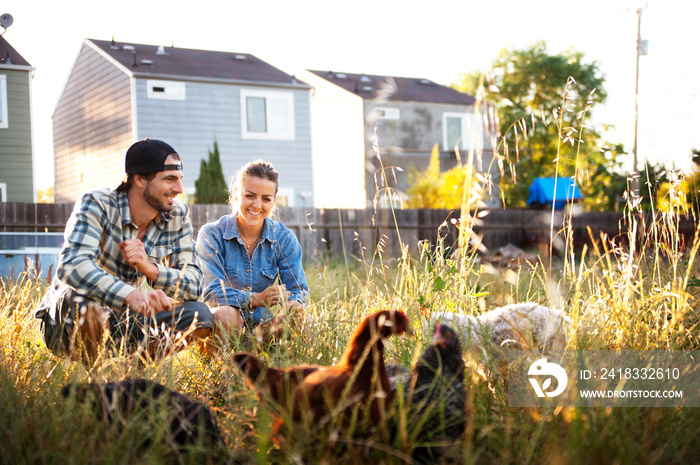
[
  {"x1": 692, "y1": 147, "x2": 700, "y2": 166},
  {"x1": 194, "y1": 141, "x2": 229, "y2": 204},
  {"x1": 453, "y1": 42, "x2": 624, "y2": 211},
  {"x1": 639, "y1": 161, "x2": 670, "y2": 212},
  {"x1": 586, "y1": 143, "x2": 628, "y2": 211}
]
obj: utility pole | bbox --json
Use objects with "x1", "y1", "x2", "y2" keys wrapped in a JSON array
[{"x1": 631, "y1": 7, "x2": 644, "y2": 197}]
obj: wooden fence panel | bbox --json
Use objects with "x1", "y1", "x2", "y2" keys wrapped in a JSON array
[
  {"x1": 474, "y1": 209, "x2": 528, "y2": 251},
  {"x1": 2, "y1": 203, "x2": 698, "y2": 261},
  {"x1": 274, "y1": 207, "x2": 318, "y2": 260}
]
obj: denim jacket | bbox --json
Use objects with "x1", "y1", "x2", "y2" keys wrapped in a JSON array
[{"x1": 196, "y1": 214, "x2": 309, "y2": 324}]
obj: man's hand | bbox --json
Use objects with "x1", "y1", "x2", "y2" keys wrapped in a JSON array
[
  {"x1": 119, "y1": 239, "x2": 158, "y2": 280},
  {"x1": 125, "y1": 289, "x2": 172, "y2": 316},
  {"x1": 119, "y1": 239, "x2": 149, "y2": 270},
  {"x1": 251, "y1": 284, "x2": 290, "y2": 308}
]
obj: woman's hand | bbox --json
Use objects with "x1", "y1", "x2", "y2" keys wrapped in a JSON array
[
  {"x1": 250, "y1": 284, "x2": 290, "y2": 308},
  {"x1": 255, "y1": 300, "x2": 306, "y2": 342}
]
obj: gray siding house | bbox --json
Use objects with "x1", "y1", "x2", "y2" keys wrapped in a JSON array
[
  {"x1": 0, "y1": 35, "x2": 35, "y2": 203},
  {"x1": 53, "y1": 38, "x2": 313, "y2": 206},
  {"x1": 295, "y1": 70, "x2": 499, "y2": 208}
]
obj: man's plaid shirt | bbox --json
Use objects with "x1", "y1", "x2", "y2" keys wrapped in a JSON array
[{"x1": 53, "y1": 188, "x2": 202, "y2": 311}]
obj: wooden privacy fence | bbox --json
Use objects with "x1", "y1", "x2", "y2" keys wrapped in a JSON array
[
  {"x1": 161, "y1": 204, "x2": 459, "y2": 261},
  {"x1": 1, "y1": 202, "x2": 698, "y2": 261}
]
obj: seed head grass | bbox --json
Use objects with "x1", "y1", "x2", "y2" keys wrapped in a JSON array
[
  {"x1": 3, "y1": 77, "x2": 700, "y2": 463},
  {"x1": 3, "y1": 206, "x2": 700, "y2": 464}
]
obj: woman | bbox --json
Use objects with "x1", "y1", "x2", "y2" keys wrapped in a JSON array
[{"x1": 196, "y1": 160, "x2": 308, "y2": 342}]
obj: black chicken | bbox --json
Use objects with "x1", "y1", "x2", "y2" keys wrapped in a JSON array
[
  {"x1": 61, "y1": 379, "x2": 223, "y2": 451},
  {"x1": 402, "y1": 323, "x2": 466, "y2": 463}
]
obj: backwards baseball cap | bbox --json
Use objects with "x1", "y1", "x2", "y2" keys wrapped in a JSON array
[{"x1": 124, "y1": 139, "x2": 182, "y2": 174}]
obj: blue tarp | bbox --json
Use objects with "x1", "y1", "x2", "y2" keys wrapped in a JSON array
[{"x1": 527, "y1": 177, "x2": 583, "y2": 210}]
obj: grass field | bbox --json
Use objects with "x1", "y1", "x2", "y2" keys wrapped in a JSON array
[{"x1": 2, "y1": 205, "x2": 700, "y2": 464}]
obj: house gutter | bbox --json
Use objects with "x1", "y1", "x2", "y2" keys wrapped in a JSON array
[
  {"x1": 128, "y1": 72, "x2": 311, "y2": 91},
  {"x1": 0, "y1": 64, "x2": 34, "y2": 72}
]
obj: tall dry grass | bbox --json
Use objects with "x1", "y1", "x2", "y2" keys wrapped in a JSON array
[
  {"x1": 2, "y1": 76, "x2": 700, "y2": 463},
  {"x1": 3, "y1": 199, "x2": 700, "y2": 464}
]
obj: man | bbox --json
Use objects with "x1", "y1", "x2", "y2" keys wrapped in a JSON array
[{"x1": 35, "y1": 139, "x2": 213, "y2": 363}]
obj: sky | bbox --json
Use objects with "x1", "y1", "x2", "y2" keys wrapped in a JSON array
[{"x1": 2, "y1": 0, "x2": 698, "y2": 190}]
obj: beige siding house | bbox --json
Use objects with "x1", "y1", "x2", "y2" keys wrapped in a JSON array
[{"x1": 53, "y1": 41, "x2": 131, "y2": 203}]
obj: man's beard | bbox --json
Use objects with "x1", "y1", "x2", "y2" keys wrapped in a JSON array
[{"x1": 143, "y1": 183, "x2": 173, "y2": 212}]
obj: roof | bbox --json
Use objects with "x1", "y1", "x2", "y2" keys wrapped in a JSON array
[
  {"x1": 0, "y1": 35, "x2": 32, "y2": 67},
  {"x1": 306, "y1": 70, "x2": 476, "y2": 105},
  {"x1": 527, "y1": 177, "x2": 583, "y2": 210},
  {"x1": 88, "y1": 38, "x2": 305, "y2": 86}
]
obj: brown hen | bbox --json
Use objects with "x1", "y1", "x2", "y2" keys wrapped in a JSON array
[
  {"x1": 233, "y1": 352, "x2": 319, "y2": 408},
  {"x1": 288, "y1": 309, "x2": 409, "y2": 428}
]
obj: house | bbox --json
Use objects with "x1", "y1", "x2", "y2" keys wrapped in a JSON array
[
  {"x1": 295, "y1": 70, "x2": 499, "y2": 209},
  {"x1": 53, "y1": 38, "x2": 314, "y2": 206},
  {"x1": 0, "y1": 34, "x2": 35, "y2": 203}
]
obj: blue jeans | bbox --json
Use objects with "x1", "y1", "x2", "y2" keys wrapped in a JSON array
[{"x1": 39, "y1": 284, "x2": 213, "y2": 356}]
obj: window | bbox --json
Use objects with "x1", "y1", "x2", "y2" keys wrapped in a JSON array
[
  {"x1": 0, "y1": 75, "x2": 8, "y2": 128},
  {"x1": 372, "y1": 107, "x2": 400, "y2": 120},
  {"x1": 442, "y1": 112, "x2": 484, "y2": 151},
  {"x1": 0, "y1": 182, "x2": 6, "y2": 202},
  {"x1": 444, "y1": 114, "x2": 463, "y2": 150},
  {"x1": 377, "y1": 190, "x2": 407, "y2": 209},
  {"x1": 146, "y1": 79, "x2": 186, "y2": 100},
  {"x1": 240, "y1": 89, "x2": 295, "y2": 140},
  {"x1": 276, "y1": 187, "x2": 294, "y2": 207},
  {"x1": 246, "y1": 97, "x2": 267, "y2": 133}
]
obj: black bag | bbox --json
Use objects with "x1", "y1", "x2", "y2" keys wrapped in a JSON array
[{"x1": 35, "y1": 280, "x2": 77, "y2": 356}]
